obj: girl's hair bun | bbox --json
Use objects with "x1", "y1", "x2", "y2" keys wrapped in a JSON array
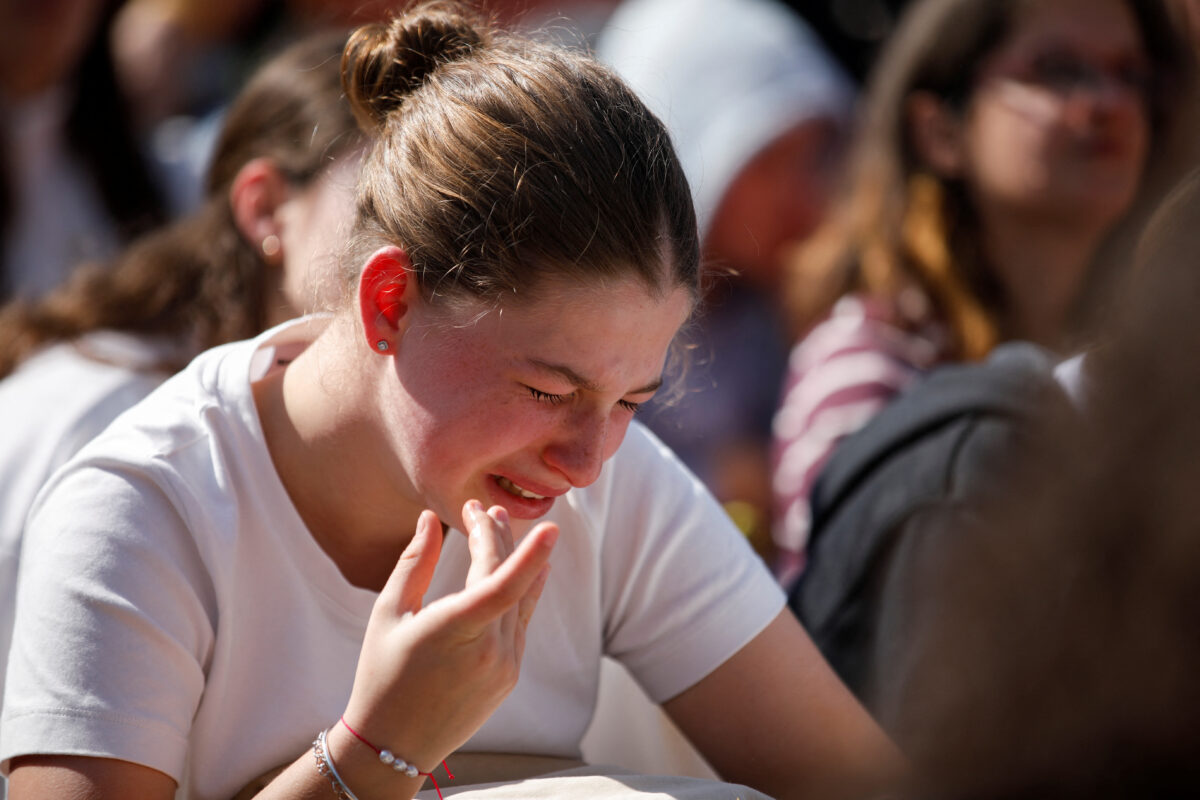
[{"x1": 341, "y1": 1, "x2": 489, "y2": 133}]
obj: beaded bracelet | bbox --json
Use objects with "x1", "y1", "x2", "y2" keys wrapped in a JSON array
[
  {"x1": 312, "y1": 728, "x2": 360, "y2": 800},
  {"x1": 340, "y1": 715, "x2": 454, "y2": 800}
]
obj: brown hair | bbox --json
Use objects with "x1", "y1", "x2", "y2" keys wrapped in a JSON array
[
  {"x1": 784, "y1": 0, "x2": 1189, "y2": 359},
  {"x1": 0, "y1": 30, "x2": 364, "y2": 379},
  {"x1": 339, "y1": 0, "x2": 700, "y2": 307}
]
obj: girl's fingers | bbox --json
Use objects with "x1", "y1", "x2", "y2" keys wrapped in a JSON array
[
  {"x1": 510, "y1": 564, "x2": 551, "y2": 668},
  {"x1": 518, "y1": 559, "x2": 552, "y2": 631},
  {"x1": 500, "y1": 520, "x2": 556, "y2": 639},
  {"x1": 379, "y1": 509, "x2": 443, "y2": 615},
  {"x1": 464, "y1": 501, "x2": 513, "y2": 586},
  {"x1": 456, "y1": 521, "x2": 558, "y2": 630}
]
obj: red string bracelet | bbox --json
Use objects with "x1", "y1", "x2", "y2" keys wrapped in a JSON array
[{"x1": 340, "y1": 715, "x2": 454, "y2": 800}]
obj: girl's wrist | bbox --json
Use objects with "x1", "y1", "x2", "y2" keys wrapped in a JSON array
[{"x1": 323, "y1": 720, "x2": 428, "y2": 800}]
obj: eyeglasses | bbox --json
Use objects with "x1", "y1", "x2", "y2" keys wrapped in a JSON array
[{"x1": 1008, "y1": 49, "x2": 1153, "y2": 100}]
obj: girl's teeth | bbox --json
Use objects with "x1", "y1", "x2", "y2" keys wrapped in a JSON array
[{"x1": 497, "y1": 476, "x2": 546, "y2": 499}]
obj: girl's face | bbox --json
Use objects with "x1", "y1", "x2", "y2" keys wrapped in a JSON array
[
  {"x1": 381, "y1": 274, "x2": 693, "y2": 530},
  {"x1": 959, "y1": 0, "x2": 1150, "y2": 226}
]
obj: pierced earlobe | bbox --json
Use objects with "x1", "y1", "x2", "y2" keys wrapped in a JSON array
[
  {"x1": 359, "y1": 245, "x2": 412, "y2": 355},
  {"x1": 261, "y1": 234, "x2": 281, "y2": 259}
]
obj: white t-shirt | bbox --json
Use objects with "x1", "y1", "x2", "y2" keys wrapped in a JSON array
[
  {"x1": 1, "y1": 318, "x2": 784, "y2": 800},
  {"x1": 0, "y1": 332, "x2": 175, "y2": 736}
]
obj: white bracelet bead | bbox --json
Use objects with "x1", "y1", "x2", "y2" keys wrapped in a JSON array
[
  {"x1": 340, "y1": 716, "x2": 438, "y2": 787},
  {"x1": 379, "y1": 749, "x2": 420, "y2": 777}
]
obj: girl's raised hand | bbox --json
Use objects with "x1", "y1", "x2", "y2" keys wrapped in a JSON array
[{"x1": 341, "y1": 500, "x2": 557, "y2": 774}]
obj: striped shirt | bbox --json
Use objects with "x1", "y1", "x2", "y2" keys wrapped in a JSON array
[{"x1": 770, "y1": 293, "x2": 947, "y2": 584}]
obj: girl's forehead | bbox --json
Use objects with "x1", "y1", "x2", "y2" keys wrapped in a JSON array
[
  {"x1": 409, "y1": 276, "x2": 690, "y2": 391},
  {"x1": 440, "y1": 274, "x2": 691, "y2": 321},
  {"x1": 423, "y1": 276, "x2": 692, "y2": 346},
  {"x1": 1003, "y1": 0, "x2": 1141, "y2": 51}
]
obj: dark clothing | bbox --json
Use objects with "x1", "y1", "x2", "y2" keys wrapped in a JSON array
[{"x1": 788, "y1": 343, "x2": 1070, "y2": 729}]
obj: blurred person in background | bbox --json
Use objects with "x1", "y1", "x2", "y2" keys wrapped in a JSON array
[
  {"x1": 599, "y1": 0, "x2": 854, "y2": 557},
  {"x1": 0, "y1": 33, "x2": 365, "y2": 780},
  {"x1": 780, "y1": 0, "x2": 916, "y2": 85},
  {"x1": 112, "y1": 0, "x2": 621, "y2": 214},
  {"x1": 0, "y1": 0, "x2": 168, "y2": 301},
  {"x1": 888, "y1": 165, "x2": 1200, "y2": 800},
  {"x1": 770, "y1": 0, "x2": 1190, "y2": 585}
]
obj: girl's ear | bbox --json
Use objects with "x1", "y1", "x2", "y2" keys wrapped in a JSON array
[
  {"x1": 358, "y1": 245, "x2": 415, "y2": 353},
  {"x1": 229, "y1": 158, "x2": 291, "y2": 264},
  {"x1": 906, "y1": 90, "x2": 966, "y2": 178}
]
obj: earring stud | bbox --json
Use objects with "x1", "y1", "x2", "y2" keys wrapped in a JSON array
[
  {"x1": 261, "y1": 234, "x2": 281, "y2": 258},
  {"x1": 376, "y1": 340, "x2": 389, "y2": 352}
]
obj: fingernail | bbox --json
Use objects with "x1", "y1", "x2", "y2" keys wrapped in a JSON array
[
  {"x1": 466, "y1": 499, "x2": 484, "y2": 521},
  {"x1": 491, "y1": 506, "x2": 509, "y2": 524}
]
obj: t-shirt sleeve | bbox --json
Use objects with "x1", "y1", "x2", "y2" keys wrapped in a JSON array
[
  {"x1": 592, "y1": 424, "x2": 785, "y2": 703},
  {"x1": 0, "y1": 459, "x2": 216, "y2": 782}
]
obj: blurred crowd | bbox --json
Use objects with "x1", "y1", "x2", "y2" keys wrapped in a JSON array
[{"x1": 4, "y1": 0, "x2": 1200, "y2": 797}]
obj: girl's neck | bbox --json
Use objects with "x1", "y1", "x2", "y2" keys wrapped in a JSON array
[
  {"x1": 254, "y1": 327, "x2": 421, "y2": 590},
  {"x1": 978, "y1": 208, "x2": 1108, "y2": 353}
]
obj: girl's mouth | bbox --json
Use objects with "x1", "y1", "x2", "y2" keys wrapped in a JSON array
[{"x1": 495, "y1": 475, "x2": 548, "y2": 500}]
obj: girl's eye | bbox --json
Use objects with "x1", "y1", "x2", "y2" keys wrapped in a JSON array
[
  {"x1": 528, "y1": 387, "x2": 570, "y2": 405},
  {"x1": 528, "y1": 386, "x2": 641, "y2": 414}
]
